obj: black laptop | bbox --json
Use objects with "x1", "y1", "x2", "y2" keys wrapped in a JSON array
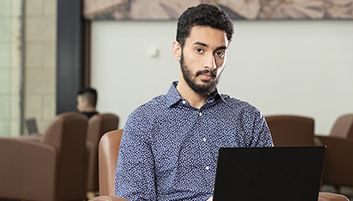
[
  {"x1": 213, "y1": 146, "x2": 326, "y2": 201},
  {"x1": 25, "y1": 117, "x2": 38, "y2": 134}
]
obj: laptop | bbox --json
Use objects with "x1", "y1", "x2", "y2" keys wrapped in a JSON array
[
  {"x1": 213, "y1": 146, "x2": 326, "y2": 201},
  {"x1": 25, "y1": 117, "x2": 38, "y2": 134}
]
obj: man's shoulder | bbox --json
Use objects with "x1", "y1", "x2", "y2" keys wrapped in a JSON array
[
  {"x1": 221, "y1": 94, "x2": 254, "y2": 108},
  {"x1": 219, "y1": 94, "x2": 263, "y2": 115},
  {"x1": 130, "y1": 94, "x2": 167, "y2": 115}
]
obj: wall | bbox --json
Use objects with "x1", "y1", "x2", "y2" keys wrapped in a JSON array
[
  {"x1": 91, "y1": 20, "x2": 353, "y2": 134},
  {"x1": 23, "y1": 0, "x2": 57, "y2": 134},
  {"x1": 0, "y1": 0, "x2": 21, "y2": 137}
]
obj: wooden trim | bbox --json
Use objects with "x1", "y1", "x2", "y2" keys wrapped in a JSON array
[{"x1": 84, "y1": 21, "x2": 91, "y2": 87}]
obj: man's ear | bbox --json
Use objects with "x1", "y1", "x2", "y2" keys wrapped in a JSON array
[
  {"x1": 172, "y1": 41, "x2": 181, "y2": 61},
  {"x1": 83, "y1": 99, "x2": 89, "y2": 107}
]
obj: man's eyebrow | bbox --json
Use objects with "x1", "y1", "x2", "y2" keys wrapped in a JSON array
[
  {"x1": 193, "y1": 41, "x2": 227, "y2": 51},
  {"x1": 215, "y1": 46, "x2": 227, "y2": 51},
  {"x1": 193, "y1": 41, "x2": 208, "y2": 47}
]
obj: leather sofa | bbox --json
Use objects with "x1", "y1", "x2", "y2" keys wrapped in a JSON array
[
  {"x1": 89, "y1": 129, "x2": 349, "y2": 201},
  {"x1": 87, "y1": 113, "x2": 119, "y2": 193},
  {"x1": 316, "y1": 114, "x2": 353, "y2": 192},
  {"x1": 0, "y1": 112, "x2": 88, "y2": 201}
]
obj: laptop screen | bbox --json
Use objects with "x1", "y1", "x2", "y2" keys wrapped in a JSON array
[
  {"x1": 213, "y1": 146, "x2": 325, "y2": 201},
  {"x1": 25, "y1": 118, "x2": 38, "y2": 134}
]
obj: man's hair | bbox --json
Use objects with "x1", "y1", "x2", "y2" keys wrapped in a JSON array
[
  {"x1": 78, "y1": 87, "x2": 97, "y2": 107},
  {"x1": 176, "y1": 3, "x2": 234, "y2": 48}
]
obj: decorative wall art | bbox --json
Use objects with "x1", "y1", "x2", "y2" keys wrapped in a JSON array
[{"x1": 83, "y1": 0, "x2": 353, "y2": 20}]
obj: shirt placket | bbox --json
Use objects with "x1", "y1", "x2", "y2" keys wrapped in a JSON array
[{"x1": 196, "y1": 108, "x2": 217, "y2": 188}]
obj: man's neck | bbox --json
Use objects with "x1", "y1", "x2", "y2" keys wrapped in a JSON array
[
  {"x1": 82, "y1": 107, "x2": 96, "y2": 113},
  {"x1": 176, "y1": 80, "x2": 210, "y2": 109}
]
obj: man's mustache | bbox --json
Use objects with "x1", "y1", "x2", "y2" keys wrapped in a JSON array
[{"x1": 196, "y1": 69, "x2": 216, "y2": 77}]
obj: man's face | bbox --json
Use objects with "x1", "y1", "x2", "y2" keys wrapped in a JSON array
[
  {"x1": 76, "y1": 95, "x2": 86, "y2": 112},
  {"x1": 178, "y1": 26, "x2": 228, "y2": 95}
]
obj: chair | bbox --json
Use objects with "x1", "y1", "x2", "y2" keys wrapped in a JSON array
[
  {"x1": 89, "y1": 129, "x2": 128, "y2": 201},
  {"x1": 265, "y1": 115, "x2": 315, "y2": 146},
  {"x1": 316, "y1": 114, "x2": 353, "y2": 192},
  {"x1": 87, "y1": 113, "x2": 119, "y2": 193},
  {"x1": 323, "y1": 114, "x2": 353, "y2": 140},
  {"x1": 89, "y1": 129, "x2": 349, "y2": 201},
  {"x1": 0, "y1": 112, "x2": 88, "y2": 201}
]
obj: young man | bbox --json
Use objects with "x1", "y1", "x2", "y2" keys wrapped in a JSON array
[
  {"x1": 77, "y1": 87, "x2": 99, "y2": 118},
  {"x1": 115, "y1": 4, "x2": 273, "y2": 201}
]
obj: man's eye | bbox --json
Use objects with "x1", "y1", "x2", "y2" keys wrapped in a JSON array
[
  {"x1": 196, "y1": 48, "x2": 203, "y2": 53},
  {"x1": 216, "y1": 51, "x2": 225, "y2": 58}
]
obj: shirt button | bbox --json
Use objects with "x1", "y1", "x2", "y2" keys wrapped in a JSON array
[
  {"x1": 205, "y1": 166, "x2": 210, "y2": 170},
  {"x1": 199, "y1": 112, "x2": 202, "y2": 116},
  {"x1": 182, "y1": 100, "x2": 186, "y2": 104},
  {"x1": 203, "y1": 138, "x2": 206, "y2": 142}
]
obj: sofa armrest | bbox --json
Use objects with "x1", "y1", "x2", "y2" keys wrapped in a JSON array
[
  {"x1": 318, "y1": 192, "x2": 349, "y2": 201},
  {"x1": 17, "y1": 133, "x2": 43, "y2": 142},
  {"x1": 0, "y1": 138, "x2": 57, "y2": 200},
  {"x1": 316, "y1": 136, "x2": 353, "y2": 186},
  {"x1": 88, "y1": 193, "x2": 348, "y2": 201}
]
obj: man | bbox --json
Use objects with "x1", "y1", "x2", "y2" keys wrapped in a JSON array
[
  {"x1": 115, "y1": 4, "x2": 273, "y2": 201},
  {"x1": 77, "y1": 87, "x2": 99, "y2": 118}
]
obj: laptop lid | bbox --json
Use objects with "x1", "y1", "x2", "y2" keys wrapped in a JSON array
[
  {"x1": 25, "y1": 117, "x2": 38, "y2": 134},
  {"x1": 213, "y1": 146, "x2": 326, "y2": 201}
]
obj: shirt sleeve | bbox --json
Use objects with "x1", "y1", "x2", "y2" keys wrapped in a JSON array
[
  {"x1": 115, "y1": 107, "x2": 157, "y2": 201},
  {"x1": 251, "y1": 108, "x2": 274, "y2": 147}
]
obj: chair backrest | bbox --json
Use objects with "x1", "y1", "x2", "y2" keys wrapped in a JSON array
[
  {"x1": 86, "y1": 113, "x2": 119, "y2": 191},
  {"x1": 98, "y1": 129, "x2": 124, "y2": 196},
  {"x1": 42, "y1": 112, "x2": 88, "y2": 200},
  {"x1": 87, "y1": 113, "x2": 119, "y2": 144},
  {"x1": 265, "y1": 115, "x2": 315, "y2": 146},
  {"x1": 329, "y1": 114, "x2": 353, "y2": 140}
]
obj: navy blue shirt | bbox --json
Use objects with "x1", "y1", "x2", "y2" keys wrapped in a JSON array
[{"x1": 115, "y1": 82, "x2": 273, "y2": 201}]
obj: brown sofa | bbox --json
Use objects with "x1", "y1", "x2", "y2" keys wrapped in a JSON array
[
  {"x1": 316, "y1": 114, "x2": 353, "y2": 192},
  {"x1": 0, "y1": 112, "x2": 88, "y2": 201},
  {"x1": 265, "y1": 114, "x2": 315, "y2": 146},
  {"x1": 89, "y1": 129, "x2": 349, "y2": 201},
  {"x1": 87, "y1": 113, "x2": 119, "y2": 193}
]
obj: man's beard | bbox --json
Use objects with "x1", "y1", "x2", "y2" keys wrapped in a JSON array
[{"x1": 180, "y1": 52, "x2": 220, "y2": 96}]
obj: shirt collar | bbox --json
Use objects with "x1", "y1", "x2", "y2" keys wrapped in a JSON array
[{"x1": 165, "y1": 81, "x2": 225, "y2": 108}]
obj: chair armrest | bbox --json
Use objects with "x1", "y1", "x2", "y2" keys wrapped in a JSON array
[
  {"x1": 316, "y1": 136, "x2": 353, "y2": 186},
  {"x1": 318, "y1": 192, "x2": 349, "y2": 201},
  {"x1": 88, "y1": 193, "x2": 348, "y2": 201},
  {"x1": 17, "y1": 133, "x2": 43, "y2": 142},
  {"x1": 0, "y1": 138, "x2": 57, "y2": 200},
  {"x1": 89, "y1": 195, "x2": 129, "y2": 201},
  {"x1": 86, "y1": 140, "x2": 98, "y2": 190}
]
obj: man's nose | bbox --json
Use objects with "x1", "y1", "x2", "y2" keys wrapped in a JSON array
[{"x1": 204, "y1": 53, "x2": 216, "y2": 70}]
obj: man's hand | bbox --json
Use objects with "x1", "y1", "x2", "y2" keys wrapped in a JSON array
[{"x1": 207, "y1": 196, "x2": 213, "y2": 201}]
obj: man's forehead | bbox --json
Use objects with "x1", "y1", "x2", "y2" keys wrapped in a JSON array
[{"x1": 187, "y1": 26, "x2": 228, "y2": 48}]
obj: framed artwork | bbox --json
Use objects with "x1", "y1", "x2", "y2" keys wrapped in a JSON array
[{"x1": 83, "y1": 0, "x2": 353, "y2": 20}]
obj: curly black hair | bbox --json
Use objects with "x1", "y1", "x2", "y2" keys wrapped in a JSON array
[{"x1": 176, "y1": 4, "x2": 234, "y2": 48}]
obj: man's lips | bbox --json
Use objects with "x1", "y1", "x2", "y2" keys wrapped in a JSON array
[
  {"x1": 199, "y1": 73, "x2": 214, "y2": 80},
  {"x1": 196, "y1": 70, "x2": 216, "y2": 80}
]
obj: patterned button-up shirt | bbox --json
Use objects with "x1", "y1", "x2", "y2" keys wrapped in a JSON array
[{"x1": 115, "y1": 81, "x2": 273, "y2": 201}]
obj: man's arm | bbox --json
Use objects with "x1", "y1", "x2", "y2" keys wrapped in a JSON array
[
  {"x1": 251, "y1": 108, "x2": 274, "y2": 147},
  {"x1": 115, "y1": 109, "x2": 157, "y2": 200}
]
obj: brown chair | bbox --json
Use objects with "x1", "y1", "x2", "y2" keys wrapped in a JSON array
[
  {"x1": 87, "y1": 113, "x2": 119, "y2": 193},
  {"x1": 323, "y1": 114, "x2": 353, "y2": 140},
  {"x1": 316, "y1": 114, "x2": 353, "y2": 192},
  {"x1": 89, "y1": 129, "x2": 349, "y2": 201},
  {"x1": 0, "y1": 112, "x2": 88, "y2": 201},
  {"x1": 265, "y1": 115, "x2": 315, "y2": 146},
  {"x1": 89, "y1": 129, "x2": 128, "y2": 201}
]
